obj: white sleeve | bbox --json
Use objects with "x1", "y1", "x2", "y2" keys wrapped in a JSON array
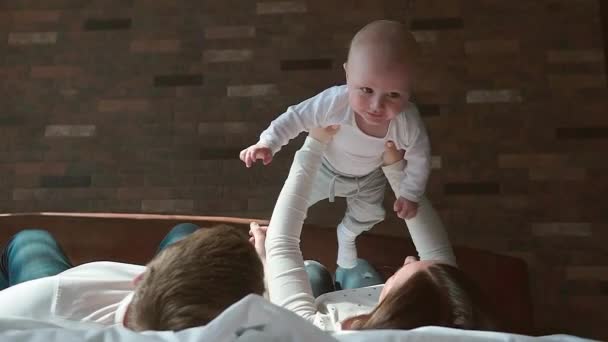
[
  {"x1": 382, "y1": 161, "x2": 457, "y2": 267},
  {"x1": 397, "y1": 120, "x2": 432, "y2": 202},
  {"x1": 0, "y1": 277, "x2": 55, "y2": 320},
  {"x1": 258, "y1": 87, "x2": 340, "y2": 154},
  {"x1": 264, "y1": 136, "x2": 326, "y2": 321}
]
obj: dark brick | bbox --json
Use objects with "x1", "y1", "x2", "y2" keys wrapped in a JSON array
[
  {"x1": 0, "y1": 115, "x2": 24, "y2": 125},
  {"x1": 603, "y1": 0, "x2": 608, "y2": 82},
  {"x1": 600, "y1": 281, "x2": 608, "y2": 295},
  {"x1": 199, "y1": 148, "x2": 241, "y2": 160},
  {"x1": 66, "y1": 163, "x2": 101, "y2": 176},
  {"x1": 410, "y1": 17, "x2": 463, "y2": 30},
  {"x1": 546, "y1": 2, "x2": 563, "y2": 12},
  {"x1": 83, "y1": 18, "x2": 132, "y2": 31},
  {"x1": 40, "y1": 176, "x2": 91, "y2": 188},
  {"x1": 280, "y1": 59, "x2": 333, "y2": 71},
  {"x1": 546, "y1": 63, "x2": 604, "y2": 74},
  {"x1": 444, "y1": 182, "x2": 501, "y2": 195},
  {"x1": 154, "y1": 74, "x2": 204, "y2": 87},
  {"x1": 417, "y1": 104, "x2": 441, "y2": 116},
  {"x1": 556, "y1": 126, "x2": 608, "y2": 140}
]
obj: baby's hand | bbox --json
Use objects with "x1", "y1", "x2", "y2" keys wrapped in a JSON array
[
  {"x1": 394, "y1": 197, "x2": 418, "y2": 220},
  {"x1": 239, "y1": 143, "x2": 273, "y2": 168},
  {"x1": 308, "y1": 125, "x2": 340, "y2": 144},
  {"x1": 382, "y1": 140, "x2": 405, "y2": 166}
]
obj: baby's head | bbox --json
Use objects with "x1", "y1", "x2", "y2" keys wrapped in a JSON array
[{"x1": 345, "y1": 20, "x2": 420, "y2": 126}]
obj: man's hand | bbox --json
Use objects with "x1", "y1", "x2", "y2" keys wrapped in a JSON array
[
  {"x1": 382, "y1": 140, "x2": 405, "y2": 166},
  {"x1": 239, "y1": 143, "x2": 273, "y2": 168},
  {"x1": 394, "y1": 197, "x2": 419, "y2": 220},
  {"x1": 249, "y1": 222, "x2": 268, "y2": 261}
]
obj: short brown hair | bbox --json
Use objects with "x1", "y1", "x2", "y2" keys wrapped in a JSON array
[
  {"x1": 345, "y1": 264, "x2": 496, "y2": 331},
  {"x1": 128, "y1": 225, "x2": 265, "y2": 331}
]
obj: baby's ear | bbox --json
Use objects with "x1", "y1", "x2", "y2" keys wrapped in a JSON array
[{"x1": 343, "y1": 62, "x2": 348, "y2": 78}]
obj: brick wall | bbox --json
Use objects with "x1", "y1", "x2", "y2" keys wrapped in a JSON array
[{"x1": 1, "y1": 0, "x2": 607, "y2": 339}]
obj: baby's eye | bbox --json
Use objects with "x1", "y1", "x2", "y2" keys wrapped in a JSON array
[
  {"x1": 360, "y1": 87, "x2": 373, "y2": 94},
  {"x1": 387, "y1": 92, "x2": 401, "y2": 99}
]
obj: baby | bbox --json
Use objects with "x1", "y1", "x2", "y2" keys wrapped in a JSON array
[{"x1": 240, "y1": 20, "x2": 432, "y2": 270}]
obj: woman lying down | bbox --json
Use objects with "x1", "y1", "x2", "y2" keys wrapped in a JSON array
[{"x1": 260, "y1": 126, "x2": 496, "y2": 332}]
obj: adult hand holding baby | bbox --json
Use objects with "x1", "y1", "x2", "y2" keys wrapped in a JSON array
[
  {"x1": 308, "y1": 125, "x2": 340, "y2": 143},
  {"x1": 383, "y1": 140, "x2": 418, "y2": 220}
]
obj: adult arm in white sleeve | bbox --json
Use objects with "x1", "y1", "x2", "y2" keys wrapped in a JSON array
[
  {"x1": 264, "y1": 136, "x2": 327, "y2": 321},
  {"x1": 382, "y1": 161, "x2": 457, "y2": 267},
  {"x1": 258, "y1": 87, "x2": 343, "y2": 154},
  {"x1": 397, "y1": 123, "x2": 432, "y2": 203}
]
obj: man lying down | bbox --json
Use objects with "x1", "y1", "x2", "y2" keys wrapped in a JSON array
[
  {"x1": 0, "y1": 223, "x2": 265, "y2": 331},
  {"x1": 0, "y1": 129, "x2": 492, "y2": 336},
  {"x1": 0, "y1": 226, "x2": 335, "y2": 342}
]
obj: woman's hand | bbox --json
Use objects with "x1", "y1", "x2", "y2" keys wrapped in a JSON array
[
  {"x1": 249, "y1": 222, "x2": 269, "y2": 262},
  {"x1": 382, "y1": 140, "x2": 405, "y2": 166}
]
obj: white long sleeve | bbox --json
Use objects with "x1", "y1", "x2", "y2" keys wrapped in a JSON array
[
  {"x1": 265, "y1": 136, "x2": 326, "y2": 321},
  {"x1": 394, "y1": 116, "x2": 432, "y2": 202},
  {"x1": 0, "y1": 262, "x2": 142, "y2": 328},
  {"x1": 258, "y1": 85, "x2": 431, "y2": 202},
  {"x1": 258, "y1": 87, "x2": 344, "y2": 154},
  {"x1": 382, "y1": 161, "x2": 457, "y2": 266}
]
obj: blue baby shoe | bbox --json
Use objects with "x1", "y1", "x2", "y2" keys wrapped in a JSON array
[{"x1": 335, "y1": 258, "x2": 383, "y2": 290}]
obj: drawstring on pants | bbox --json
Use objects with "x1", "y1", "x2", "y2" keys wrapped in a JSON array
[{"x1": 328, "y1": 174, "x2": 361, "y2": 203}]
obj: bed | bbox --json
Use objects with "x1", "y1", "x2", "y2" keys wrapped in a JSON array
[{"x1": 0, "y1": 212, "x2": 538, "y2": 338}]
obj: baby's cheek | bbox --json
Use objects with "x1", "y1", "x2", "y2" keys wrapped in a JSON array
[
  {"x1": 349, "y1": 94, "x2": 364, "y2": 109},
  {"x1": 389, "y1": 103, "x2": 405, "y2": 117},
  {"x1": 385, "y1": 109, "x2": 399, "y2": 120}
]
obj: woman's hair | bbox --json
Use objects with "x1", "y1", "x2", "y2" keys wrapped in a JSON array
[
  {"x1": 344, "y1": 263, "x2": 496, "y2": 331},
  {"x1": 128, "y1": 225, "x2": 265, "y2": 331}
]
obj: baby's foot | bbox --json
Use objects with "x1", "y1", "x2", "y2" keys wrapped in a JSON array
[
  {"x1": 336, "y1": 223, "x2": 357, "y2": 269},
  {"x1": 382, "y1": 141, "x2": 405, "y2": 166}
]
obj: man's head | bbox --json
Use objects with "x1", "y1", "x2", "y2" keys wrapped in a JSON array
[
  {"x1": 345, "y1": 20, "x2": 420, "y2": 126},
  {"x1": 127, "y1": 225, "x2": 265, "y2": 331}
]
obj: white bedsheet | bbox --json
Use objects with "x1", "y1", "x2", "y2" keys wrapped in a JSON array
[{"x1": 0, "y1": 295, "x2": 595, "y2": 342}]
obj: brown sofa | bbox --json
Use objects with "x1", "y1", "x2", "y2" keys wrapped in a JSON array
[{"x1": 0, "y1": 212, "x2": 534, "y2": 335}]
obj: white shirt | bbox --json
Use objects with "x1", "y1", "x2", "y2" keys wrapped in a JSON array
[
  {"x1": 0, "y1": 295, "x2": 338, "y2": 342},
  {"x1": 0, "y1": 295, "x2": 588, "y2": 342},
  {"x1": 259, "y1": 85, "x2": 431, "y2": 202},
  {"x1": 265, "y1": 137, "x2": 455, "y2": 332},
  {"x1": 313, "y1": 285, "x2": 382, "y2": 331},
  {"x1": 0, "y1": 261, "x2": 142, "y2": 329}
]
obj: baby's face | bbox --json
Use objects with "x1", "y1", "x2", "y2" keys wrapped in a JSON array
[{"x1": 345, "y1": 50, "x2": 412, "y2": 126}]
